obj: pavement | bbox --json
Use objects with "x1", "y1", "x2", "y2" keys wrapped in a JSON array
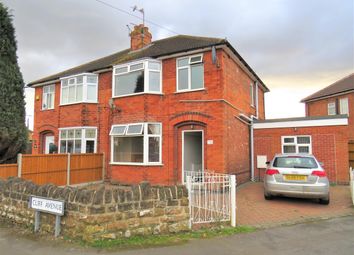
[
  {"x1": 0, "y1": 215, "x2": 354, "y2": 254},
  {"x1": 237, "y1": 182, "x2": 354, "y2": 227}
]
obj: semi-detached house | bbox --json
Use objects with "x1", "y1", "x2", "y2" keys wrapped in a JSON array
[{"x1": 28, "y1": 25, "x2": 269, "y2": 185}]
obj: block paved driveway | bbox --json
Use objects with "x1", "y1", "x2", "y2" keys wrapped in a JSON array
[{"x1": 236, "y1": 182, "x2": 354, "y2": 227}]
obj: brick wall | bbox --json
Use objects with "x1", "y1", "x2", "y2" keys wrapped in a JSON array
[
  {"x1": 0, "y1": 177, "x2": 189, "y2": 241},
  {"x1": 32, "y1": 48, "x2": 266, "y2": 185},
  {"x1": 305, "y1": 93, "x2": 354, "y2": 140},
  {"x1": 254, "y1": 125, "x2": 349, "y2": 184}
]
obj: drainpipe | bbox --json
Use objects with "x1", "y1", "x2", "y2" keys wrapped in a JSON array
[{"x1": 250, "y1": 117, "x2": 255, "y2": 182}]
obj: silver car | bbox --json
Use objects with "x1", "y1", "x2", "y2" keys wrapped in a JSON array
[{"x1": 264, "y1": 154, "x2": 330, "y2": 205}]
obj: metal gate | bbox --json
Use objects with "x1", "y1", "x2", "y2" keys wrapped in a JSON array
[{"x1": 186, "y1": 171, "x2": 236, "y2": 227}]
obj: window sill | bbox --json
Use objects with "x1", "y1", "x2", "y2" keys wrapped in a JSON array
[
  {"x1": 60, "y1": 101, "x2": 98, "y2": 106},
  {"x1": 112, "y1": 92, "x2": 163, "y2": 99},
  {"x1": 41, "y1": 108, "x2": 55, "y2": 112},
  {"x1": 174, "y1": 88, "x2": 206, "y2": 94},
  {"x1": 110, "y1": 162, "x2": 163, "y2": 166}
]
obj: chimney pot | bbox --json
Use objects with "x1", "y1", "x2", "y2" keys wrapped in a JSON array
[{"x1": 130, "y1": 24, "x2": 152, "y2": 51}]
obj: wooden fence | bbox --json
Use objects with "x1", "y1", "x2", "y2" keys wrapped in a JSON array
[
  {"x1": 349, "y1": 141, "x2": 354, "y2": 168},
  {"x1": 0, "y1": 153, "x2": 104, "y2": 186},
  {"x1": 0, "y1": 164, "x2": 18, "y2": 179}
]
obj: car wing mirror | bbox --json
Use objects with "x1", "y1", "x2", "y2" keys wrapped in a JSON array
[
  {"x1": 265, "y1": 161, "x2": 270, "y2": 165},
  {"x1": 319, "y1": 162, "x2": 324, "y2": 167}
]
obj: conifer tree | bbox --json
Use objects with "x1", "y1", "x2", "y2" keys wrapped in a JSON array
[{"x1": 0, "y1": 3, "x2": 27, "y2": 163}]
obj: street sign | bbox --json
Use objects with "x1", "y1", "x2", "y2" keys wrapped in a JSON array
[
  {"x1": 29, "y1": 196, "x2": 65, "y2": 237},
  {"x1": 29, "y1": 196, "x2": 64, "y2": 216}
]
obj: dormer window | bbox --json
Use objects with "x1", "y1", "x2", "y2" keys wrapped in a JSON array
[
  {"x1": 112, "y1": 59, "x2": 162, "y2": 97},
  {"x1": 176, "y1": 54, "x2": 204, "y2": 92},
  {"x1": 60, "y1": 73, "x2": 98, "y2": 105}
]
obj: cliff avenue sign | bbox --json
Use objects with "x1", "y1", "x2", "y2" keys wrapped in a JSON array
[
  {"x1": 29, "y1": 196, "x2": 64, "y2": 216},
  {"x1": 29, "y1": 196, "x2": 65, "y2": 237}
]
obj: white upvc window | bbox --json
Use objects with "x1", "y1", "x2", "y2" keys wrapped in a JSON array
[
  {"x1": 110, "y1": 122, "x2": 162, "y2": 165},
  {"x1": 42, "y1": 84, "x2": 55, "y2": 110},
  {"x1": 250, "y1": 82, "x2": 256, "y2": 107},
  {"x1": 176, "y1": 54, "x2": 204, "y2": 92},
  {"x1": 59, "y1": 127, "x2": 97, "y2": 154},
  {"x1": 60, "y1": 73, "x2": 98, "y2": 105},
  {"x1": 282, "y1": 136, "x2": 312, "y2": 154},
  {"x1": 340, "y1": 98, "x2": 349, "y2": 115},
  {"x1": 328, "y1": 102, "x2": 336, "y2": 115},
  {"x1": 112, "y1": 59, "x2": 162, "y2": 97}
]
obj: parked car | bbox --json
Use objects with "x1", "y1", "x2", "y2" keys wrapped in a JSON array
[{"x1": 264, "y1": 154, "x2": 330, "y2": 204}]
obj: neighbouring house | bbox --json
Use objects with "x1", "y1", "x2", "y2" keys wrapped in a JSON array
[
  {"x1": 301, "y1": 73, "x2": 354, "y2": 140},
  {"x1": 28, "y1": 24, "x2": 269, "y2": 185}
]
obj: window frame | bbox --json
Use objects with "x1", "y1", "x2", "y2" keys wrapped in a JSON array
[
  {"x1": 339, "y1": 97, "x2": 349, "y2": 115},
  {"x1": 58, "y1": 127, "x2": 97, "y2": 154},
  {"x1": 112, "y1": 59, "x2": 162, "y2": 98},
  {"x1": 42, "y1": 84, "x2": 55, "y2": 110},
  {"x1": 327, "y1": 102, "x2": 336, "y2": 115},
  {"x1": 110, "y1": 122, "x2": 162, "y2": 165},
  {"x1": 60, "y1": 73, "x2": 98, "y2": 106},
  {"x1": 176, "y1": 54, "x2": 204, "y2": 92},
  {"x1": 281, "y1": 135, "x2": 312, "y2": 154}
]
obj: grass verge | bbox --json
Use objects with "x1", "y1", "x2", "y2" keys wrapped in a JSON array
[{"x1": 85, "y1": 225, "x2": 256, "y2": 250}]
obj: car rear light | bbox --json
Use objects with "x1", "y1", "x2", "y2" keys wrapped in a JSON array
[
  {"x1": 265, "y1": 169, "x2": 280, "y2": 175},
  {"x1": 311, "y1": 170, "x2": 326, "y2": 177}
]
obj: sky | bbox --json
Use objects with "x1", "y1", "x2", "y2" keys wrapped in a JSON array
[{"x1": 2, "y1": 0, "x2": 354, "y2": 130}]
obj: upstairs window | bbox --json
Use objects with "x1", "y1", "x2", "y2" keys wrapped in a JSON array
[
  {"x1": 327, "y1": 102, "x2": 336, "y2": 115},
  {"x1": 113, "y1": 60, "x2": 162, "y2": 97},
  {"x1": 110, "y1": 123, "x2": 162, "y2": 165},
  {"x1": 282, "y1": 136, "x2": 312, "y2": 154},
  {"x1": 177, "y1": 54, "x2": 204, "y2": 92},
  {"x1": 340, "y1": 98, "x2": 349, "y2": 115},
  {"x1": 42, "y1": 84, "x2": 55, "y2": 110},
  {"x1": 60, "y1": 74, "x2": 98, "y2": 105}
]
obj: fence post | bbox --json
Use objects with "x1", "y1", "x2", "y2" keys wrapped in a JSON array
[
  {"x1": 66, "y1": 153, "x2": 71, "y2": 186},
  {"x1": 230, "y1": 174, "x2": 236, "y2": 227},
  {"x1": 17, "y1": 153, "x2": 22, "y2": 178},
  {"x1": 186, "y1": 175, "x2": 192, "y2": 229}
]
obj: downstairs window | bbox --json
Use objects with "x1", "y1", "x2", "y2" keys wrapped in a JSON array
[
  {"x1": 282, "y1": 136, "x2": 312, "y2": 154},
  {"x1": 110, "y1": 123, "x2": 162, "y2": 165}
]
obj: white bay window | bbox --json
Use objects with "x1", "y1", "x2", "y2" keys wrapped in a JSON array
[
  {"x1": 59, "y1": 127, "x2": 97, "y2": 153},
  {"x1": 60, "y1": 73, "x2": 98, "y2": 105},
  {"x1": 110, "y1": 123, "x2": 162, "y2": 165},
  {"x1": 113, "y1": 60, "x2": 162, "y2": 97}
]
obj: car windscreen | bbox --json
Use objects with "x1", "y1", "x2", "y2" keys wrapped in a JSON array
[{"x1": 273, "y1": 156, "x2": 318, "y2": 169}]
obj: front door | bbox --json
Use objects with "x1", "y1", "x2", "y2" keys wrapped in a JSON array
[
  {"x1": 182, "y1": 130, "x2": 204, "y2": 183},
  {"x1": 44, "y1": 135, "x2": 54, "y2": 154}
]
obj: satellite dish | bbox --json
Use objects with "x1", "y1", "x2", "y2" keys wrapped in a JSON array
[{"x1": 212, "y1": 46, "x2": 217, "y2": 64}]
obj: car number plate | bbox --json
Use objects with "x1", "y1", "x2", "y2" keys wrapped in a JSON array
[{"x1": 284, "y1": 175, "x2": 307, "y2": 181}]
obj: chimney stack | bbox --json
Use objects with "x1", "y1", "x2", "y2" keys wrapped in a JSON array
[{"x1": 130, "y1": 24, "x2": 152, "y2": 51}]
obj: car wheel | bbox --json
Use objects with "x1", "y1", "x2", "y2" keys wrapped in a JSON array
[
  {"x1": 264, "y1": 192, "x2": 273, "y2": 200},
  {"x1": 319, "y1": 196, "x2": 330, "y2": 205}
]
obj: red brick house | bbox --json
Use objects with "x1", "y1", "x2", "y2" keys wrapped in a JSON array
[
  {"x1": 301, "y1": 73, "x2": 354, "y2": 140},
  {"x1": 28, "y1": 25, "x2": 269, "y2": 185}
]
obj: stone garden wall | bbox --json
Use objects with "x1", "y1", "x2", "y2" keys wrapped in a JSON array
[{"x1": 0, "y1": 177, "x2": 189, "y2": 241}]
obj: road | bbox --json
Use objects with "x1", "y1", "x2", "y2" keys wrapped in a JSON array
[{"x1": 1, "y1": 216, "x2": 353, "y2": 255}]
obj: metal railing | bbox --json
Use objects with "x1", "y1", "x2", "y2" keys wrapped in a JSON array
[
  {"x1": 350, "y1": 167, "x2": 354, "y2": 205},
  {"x1": 186, "y1": 170, "x2": 236, "y2": 227}
]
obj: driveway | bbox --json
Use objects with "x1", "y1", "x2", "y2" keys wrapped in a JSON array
[{"x1": 237, "y1": 182, "x2": 354, "y2": 227}]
